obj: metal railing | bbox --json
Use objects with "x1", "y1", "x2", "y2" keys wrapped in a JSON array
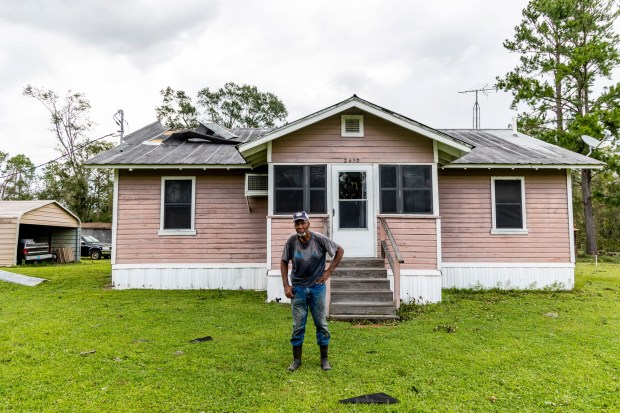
[{"x1": 379, "y1": 217, "x2": 404, "y2": 309}]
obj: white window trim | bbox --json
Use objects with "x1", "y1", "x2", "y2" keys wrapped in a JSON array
[
  {"x1": 341, "y1": 115, "x2": 364, "y2": 137},
  {"x1": 159, "y1": 176, "x2": 197, "y2": 236},
  {"x1": 491, "y1": 176, "x2": 528, "y2": 235}
]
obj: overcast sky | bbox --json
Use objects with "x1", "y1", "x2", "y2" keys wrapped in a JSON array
[{"x1": 0, "y1": 0, "x2": 533, "y2": 166}]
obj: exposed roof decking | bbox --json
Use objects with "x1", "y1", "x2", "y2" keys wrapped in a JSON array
[{"x1": 85, "y1": 122, "x2": 256, "y2": 168}]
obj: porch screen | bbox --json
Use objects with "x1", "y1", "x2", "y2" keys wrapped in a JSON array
[
  {"x1": 274, "y1": 165, "x2": 326, "y2": 214},
  {"x1": 380, "y1": 165, "x2": 432, "y2": 214}
]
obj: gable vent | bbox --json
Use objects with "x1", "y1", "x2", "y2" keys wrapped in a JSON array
[
  {"x1": 245, "y1": 174, "x2": 268, "y2": 196},
  {"x1": 341, "y1": 115, "x2": 364, "y2": 137}
]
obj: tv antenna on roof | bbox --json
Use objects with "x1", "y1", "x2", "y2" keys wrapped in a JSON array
[{"x1": 459, "y1": 84, "x2": 496, "y2": 129}]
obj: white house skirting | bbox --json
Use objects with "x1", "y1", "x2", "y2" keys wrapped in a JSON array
[
  {"x1": 267, "y1": 269, "x2": 443, "y2": 304},
  {"x1": 267, "y1": 270, "x2": 290, "y2": 303},
  {"x1": 112, "y1": 264, "x2": 268, "y2": 290},
  {"x1": 388, "y1": 270, "x2": 443, "y2": 304},
  {"x1": 441, "y1": 263, "x2": 575, "y2": 290}
]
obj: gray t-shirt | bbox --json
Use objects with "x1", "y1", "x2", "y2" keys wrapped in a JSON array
[{"x1": 281, "y1": 231, "x2": 340, "y2": 287}]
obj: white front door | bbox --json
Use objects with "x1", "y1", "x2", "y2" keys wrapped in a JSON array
[{"x1": 331, "y1": 164, "x2": 375, "y2": 257}]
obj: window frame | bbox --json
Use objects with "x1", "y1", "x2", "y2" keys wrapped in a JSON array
[
  {"x1": 159, "y1": 176, "x2": 197, "y2": 236},
  {"x1": 273, "y1": 164, "x2": 327, "y2": 215},
  {"x1": 491, "y1": 176, "x2": 528, "y2": 235},
  {"x1": 379, "y1": 164, "x2": 434, "y2": 215}
]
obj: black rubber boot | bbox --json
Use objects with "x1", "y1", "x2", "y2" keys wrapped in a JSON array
[
  {"x1": 320, "y1": 345, "x2": 331, "y2": 371},
  {"x1": 287, "y1": 345, "x2": 302, "y2": 371}
]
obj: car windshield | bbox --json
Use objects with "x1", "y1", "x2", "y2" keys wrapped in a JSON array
[{"x1": 83, "y1": 236, "x2": 99, "y2": 242}]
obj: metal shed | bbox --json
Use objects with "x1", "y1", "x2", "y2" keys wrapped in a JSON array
[{"x1": 0, "y1": 200, "x2": 81, "y2": 267}]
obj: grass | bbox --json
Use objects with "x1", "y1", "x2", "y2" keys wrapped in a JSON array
[{"x1": 1, "y1": 261, "x2": 619, "y2": 412}]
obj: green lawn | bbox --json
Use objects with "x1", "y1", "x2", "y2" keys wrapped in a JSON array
[{"x1": 0, "y1": 260, "x2": 618, "y2": 412}]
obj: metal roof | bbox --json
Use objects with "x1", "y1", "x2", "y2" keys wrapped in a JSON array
[
  {"x1": 84, "y1": 104, "x2": 604, "y2": 170},
  {"x1": 84, "y1": 121, "x2": 269, "y2": 168},
  {"x1": 0, "y1": 200, "x2": 80, "y2": 222},
  {"x1": 439, "y1": 129, "x2": 605, "y2": 168}
]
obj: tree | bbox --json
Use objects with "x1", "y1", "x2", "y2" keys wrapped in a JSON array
[
  {"x1": 154, "y1": 87, "x2": 198, "y2": 129},
  {"x1": 497, "y1": 0, "x2": 620, "y2": 255},
  {"x1": 0, "y1": 154, "x2": 35, "y2": 200},
  {"x1": 155, "y1": 82, "x2": 288, "y2": 129},
  {"x1": 23, "y1": 85, "x2": 114, "y2": 221}
]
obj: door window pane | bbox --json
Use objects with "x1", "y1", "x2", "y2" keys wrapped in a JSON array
[{"x1": 339, "y1": 201, "x2": 367, "y2": 229}]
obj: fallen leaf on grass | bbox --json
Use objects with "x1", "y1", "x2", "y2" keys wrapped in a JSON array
[
  {"x1": 544, "y1": 312, "x2": 559, "y2": 318},
  {"x1": 80, "y1": 350, "x2": 96, "y2": 356}
]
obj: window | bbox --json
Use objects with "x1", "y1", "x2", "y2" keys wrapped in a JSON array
[
  {"x1": 159, "y1": 177, "x2": 196, "y2": 235},
  {"x1": 380, "y1": 165, "x2": 433, "y2": 214},
  {"x1": 341, "y1": 115, "x2": 364, "y2": 137},
  {"x1": 274, "y1": 165, "x2": 326, "y2": 214},
  {"x1": 492, "y1": 177, "x2": 527, "y2": 234}
]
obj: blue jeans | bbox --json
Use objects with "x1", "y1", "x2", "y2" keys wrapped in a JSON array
[{"x1": 290, "y1": 283, "x2": 330, "y2": 347}]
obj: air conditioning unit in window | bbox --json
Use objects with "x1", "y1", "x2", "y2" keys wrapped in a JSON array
[{"x1": 245, "y1": 174, "x2": 268, "y2": 196}]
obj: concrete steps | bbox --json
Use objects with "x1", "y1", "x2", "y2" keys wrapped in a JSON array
[{"x1": 329, "y1": 258, "x2": 398, "y2": 321}]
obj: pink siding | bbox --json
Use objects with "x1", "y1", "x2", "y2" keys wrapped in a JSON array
[
  {"x1": 116, "y1": 170, "x2": 268, "y2": 264},
  {"x1": 270, "y1": 216, "x2": 329, "y2": 270},
  {"x1": 272, "y1": 111, "x2": 434, "y2": 163},
  {"x1": 439, "y1": 170, "x2": 570, "y2": 262},
  {"x1": 378, "y1": 217, "x2": 438, "y2": 270}
]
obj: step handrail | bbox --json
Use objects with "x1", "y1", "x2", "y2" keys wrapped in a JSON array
[{"x1": 379, "y1": 217, "x2": 404, "y2": 309}]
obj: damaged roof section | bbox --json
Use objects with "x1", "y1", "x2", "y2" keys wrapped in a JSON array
[{"x1": 84, "y1": 121, "x2": 273, "y2": 168}]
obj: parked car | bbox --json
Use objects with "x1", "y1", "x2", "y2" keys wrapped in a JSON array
[
  {"x1": 80, "y1": 235, "x2": 111, "y2": 260},
  {"x1": 17, "y1": 239, "x2": 56, "y2": 264}
]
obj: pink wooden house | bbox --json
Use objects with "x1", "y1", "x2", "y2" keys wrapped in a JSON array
[{"x1": 85, "y1": 96, "x2": 603, "y2": 309}]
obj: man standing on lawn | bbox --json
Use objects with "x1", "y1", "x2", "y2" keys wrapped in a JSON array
[{"x1": 281, "y1": 211, "x2": 344, "y2": 371}]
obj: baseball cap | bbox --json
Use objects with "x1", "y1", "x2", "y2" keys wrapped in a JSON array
[{"x1": 292, "y1": 211, "x2": 309, "y2": 222}]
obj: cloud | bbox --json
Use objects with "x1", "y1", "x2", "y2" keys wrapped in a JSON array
[{"x1": 0, "y1": 0, "x2": 221, "y2": 56}]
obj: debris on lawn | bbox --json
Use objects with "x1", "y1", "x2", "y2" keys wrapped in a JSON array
[
  {"x1": 433, "y1": 324, "x2": 457, "y2": 333},
  {"x1": 339, "y1": 393, "x2": 399, "y2": 404},
  {"x1": 544, "y1": 312, "x2": 559, "y2": 318},
  {"x1": 189, "y1": 336, "x2": 213, "y2": 343},
  {"x1": 80, "y1": 350, "x2": 96, "y2": 356}
]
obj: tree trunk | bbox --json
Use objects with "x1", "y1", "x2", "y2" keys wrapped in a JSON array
[{"x1": 581, "y1": 169, "x2": 598, "y2": 255}]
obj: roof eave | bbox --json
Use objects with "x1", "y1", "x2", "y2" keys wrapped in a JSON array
[
  {"x1": 83, "y1": 163, "x2": 253, "y2": 170},
  {"x1": 442, "y1": 163, "x2": 606, "y2": 170}
]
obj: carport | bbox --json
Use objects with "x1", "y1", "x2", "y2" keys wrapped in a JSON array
[{"x1": 0, "y1": 200, "x2": 81, "y2": 266}]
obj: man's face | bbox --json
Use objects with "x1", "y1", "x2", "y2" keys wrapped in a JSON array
[{"x1": 294, "y1": 219, "x2": 310, "y2": 237}]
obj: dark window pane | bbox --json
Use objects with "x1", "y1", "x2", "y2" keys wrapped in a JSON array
[
  {"x1": 381, "y1": 190, "x2": 397, "y2": 213},
  {"x1": 496, "y1": 205, "x2": 523, "y2": 228},
  {"x1": 275, "y1": 189, "x2": 303, "y2": 213},
  {"x1": 402, "y1": 166, "x2": 431, "y2": 189},
  {"x1": 403, "y1": 189, "x2": 432, "y2": 213},
  {"x1": 309, "y1": 166, "x2": 326, "y2": 188},
  {"x1": 310, "y1": 189, "x2": 326, "y2": 213},
  {"x1": 275, "y1": 166, "x2": 303, "y2": 188},
  {"x1": 495, "y1": 180, "x2": 521, "y2": 203},
  {"x1": 339, "y1": 201, "x2": 367, "y2": 229},
  {"x1": 164, "y1": 205, "x2": 191, "y2": 229},
  {"x1": 165, "y1": 180, "x2": 192, "y2": 203},
  {"x1": 339, "y1": 172, "x2": 366, "y2": 200},
  {"x1": 380, "y1": 166, "x2": 397, "y2": 188}
]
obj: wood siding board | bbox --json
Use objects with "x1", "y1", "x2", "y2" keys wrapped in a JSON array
[
  {"x1": 439, "y1": 169, "x2": 570, "y2": 263},
  {"x1": 272, "y1": 112, "x2": 434, "y2": 163},
  {"x1": 115, "y1": 170, "x2": 268, "y2": 264}
]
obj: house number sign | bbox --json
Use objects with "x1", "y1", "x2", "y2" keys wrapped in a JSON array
[{"x1": 344, "y1": 158, "x2": 360, "y2": 163}]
